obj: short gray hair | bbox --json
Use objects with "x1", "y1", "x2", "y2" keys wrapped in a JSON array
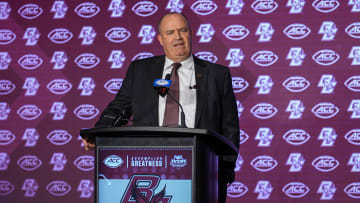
[{"x1": 157, "y1": 12, "x2": 191, "y2": 33}]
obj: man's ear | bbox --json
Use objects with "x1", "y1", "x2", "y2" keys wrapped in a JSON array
[{"x1": 157, "y1": 34, "x2": 163, "y2": 46}]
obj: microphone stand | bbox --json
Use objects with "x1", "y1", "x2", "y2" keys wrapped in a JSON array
[{"x1": 166, "y1": 92, "x2": 187, "y2": 128}]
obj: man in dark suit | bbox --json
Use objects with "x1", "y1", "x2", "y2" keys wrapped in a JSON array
[{"x1": 83, "y1": 12, "x2": 239, "y2": 203}]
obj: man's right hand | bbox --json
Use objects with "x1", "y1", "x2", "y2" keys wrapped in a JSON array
[{"x1": 81, "y1": 138, "x2": 95, "y2": 151}]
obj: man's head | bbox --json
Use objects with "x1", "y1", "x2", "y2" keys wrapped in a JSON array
[{"x1": 157, "y1": 12, "x2": 192, "y2": 62}]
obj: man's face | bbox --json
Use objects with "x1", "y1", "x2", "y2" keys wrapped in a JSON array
[{"x1": 157, "y1": 14, "x2": 192, "y2": 62}]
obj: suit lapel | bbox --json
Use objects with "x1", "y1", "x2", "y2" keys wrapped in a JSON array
[
  {"x1": 149, "y1": 56, "x2": 165, "y2": 125},
  {"x1": 194, "y1": 57, "x2": 208, "y2": 127}
]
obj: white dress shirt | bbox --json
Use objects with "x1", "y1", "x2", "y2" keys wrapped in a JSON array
[{"x1": 159, "y1": 55, "x2": 197, "y2": 128}]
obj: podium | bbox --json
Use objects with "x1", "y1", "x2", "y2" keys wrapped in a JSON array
[{"x1": 80, "y1": 127, "x2": 238, "y2": 203}]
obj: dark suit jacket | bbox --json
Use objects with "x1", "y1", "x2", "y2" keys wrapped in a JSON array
[{"x1": 95, "y1": 55, "x2": 239, "y2": 183}]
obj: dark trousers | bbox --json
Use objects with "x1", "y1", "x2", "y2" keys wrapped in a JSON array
[{"x1": 218, "y1": 159, "x2": 235, "y2": 203}]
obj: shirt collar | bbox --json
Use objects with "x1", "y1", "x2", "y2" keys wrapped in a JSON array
[{"x1": 164, "y1": 55, "x2": 194, "y2": 71}]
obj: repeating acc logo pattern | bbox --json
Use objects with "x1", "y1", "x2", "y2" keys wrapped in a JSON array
[{"x1": 1, "y1": 1, "x2": 359, "y2": 202}]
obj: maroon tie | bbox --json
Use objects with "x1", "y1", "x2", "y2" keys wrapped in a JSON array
[{"x1": 163, "y1": 62, "x2": 182, "y2": 127}]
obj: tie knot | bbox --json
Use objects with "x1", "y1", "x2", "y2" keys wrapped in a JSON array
[
  {"x1": 172, "y1": 63, "x2": 182, "y2": 76},
  {"x1": 172, "y1": 62, "x2": 181, "y2": 70}
]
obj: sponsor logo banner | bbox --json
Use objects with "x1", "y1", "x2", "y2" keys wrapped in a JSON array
[
  {"x1": 17, "y1": 104, "x2": 42, "y2": 120},
  {"x1": 227, "y1": 181, "x2": 248, "y2": 197},
  {"x1": 282, "y1": 182, "x2": 310, "y2": 198},
  {"x1": 132, "y1": 1, "x2": 158, "y2": 17},
  {"x1": 105, "y1": 27, "x2": 131, "y2": 43},
  {"x1": 251, "y1": 155, "x2": 278, "y2": 172},
  {"x1": 74, "y1": 155, "x2": 94, "y2": 171},
  {"x1": 73, "y1": 104, "x2": 99, "y2": 120},
  {"x1": 251, "y1": 0, "x2": 278, "y2": 14},
  {"x1": 0, "y1": 29, "x2": 16, "y2": 45},
  {"x1": 17, "y1": 155, "x2": 42, "y2": 171},
  {"x1": 47, "y1": 130, "x2": 72, "y2": 145},
  {"x1": 191, "y1": 0, "x2": 217, "y2": 15},
  {"x1": 312, "y1": 155, "x2": 340, "y2": 172},
  {"x1": 46, "y1": 180, "x2": 71, "y2": 196},
  {"x1": 17, "y1": 54, "x2": 43, "y2": 70},
  {"x1": 18, "y1": 4, "x2": 42, "y2": 19},
  {"x1": 48, "y1": 28, "x2": 73, "y2": 44},
  {"x1": 75, "y1": 2, "x2": 100, "y2": 18}
]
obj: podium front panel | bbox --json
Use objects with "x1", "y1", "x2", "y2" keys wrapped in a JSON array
[{"x1": 97, "y1": 146, "x2": 193, "y2": 203}]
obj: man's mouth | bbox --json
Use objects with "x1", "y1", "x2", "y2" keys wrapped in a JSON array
[{"x1": 173, "y1": 41, "x2": 185, "y2": 47}]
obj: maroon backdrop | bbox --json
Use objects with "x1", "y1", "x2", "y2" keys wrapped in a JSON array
[{"x1": 1, "y1": 0, "x2": 360, "y2": 202}]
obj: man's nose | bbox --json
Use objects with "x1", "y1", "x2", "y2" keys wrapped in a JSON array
[{"x1": 175, "y1": 30, "x2": 183, "y2": 39}]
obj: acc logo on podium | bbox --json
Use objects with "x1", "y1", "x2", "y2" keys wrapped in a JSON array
[{"x1": 104, "y1": 155, "x2": 123, "y2": 168}]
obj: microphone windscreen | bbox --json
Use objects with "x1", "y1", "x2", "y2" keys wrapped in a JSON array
[{"x1": 165, "y1": 73, "x2": 171, "y2": 80}]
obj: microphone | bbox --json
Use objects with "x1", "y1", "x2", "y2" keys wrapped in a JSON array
[
  {"x1": 153, "y1": 77, "x2": 171, "y2": 97},
  {"x1": 153, "y1": 76, "x2": 187, "y2": 128},
  {"x1": 113, "y1": 108, "x2": 131, "y2": 126},
  {"x1": 189, "y1": 85, "x2": 197, "y2": 89}
]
